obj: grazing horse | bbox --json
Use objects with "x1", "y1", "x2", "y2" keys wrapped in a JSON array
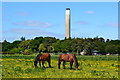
[
  {"x1": 34, "y1": 53, "x2": 51, "y2": 68},
  {"x1": 58, "y1": 53, "x2": 79, "y2": 70}
]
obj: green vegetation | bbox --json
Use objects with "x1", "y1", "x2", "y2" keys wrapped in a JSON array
[
  {"x1": 1, "y1": 36, "x2": 120, "y2": 55},
  {"x1": 1, "y1": 54, "x2": 119, "y2": 78},
  {"x1": 1, "y1": 36, "x2": 119, "y2": 78}
]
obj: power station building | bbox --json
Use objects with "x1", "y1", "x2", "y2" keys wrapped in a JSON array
[{"x1": 65, "y1": 8, "x2": 71, "y2": 39}]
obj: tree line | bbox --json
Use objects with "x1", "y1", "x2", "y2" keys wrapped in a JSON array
[{"x1": 1, "y1": 36, "x2": 120, "y2": 55}]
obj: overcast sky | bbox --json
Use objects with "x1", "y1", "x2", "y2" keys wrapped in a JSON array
[{"x1": 2, "y1": 2, "x2": 118, "y2": 42}]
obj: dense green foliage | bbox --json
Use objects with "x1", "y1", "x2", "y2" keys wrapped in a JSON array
[{"x1": 1, "y1": 36, "x2": 120, "y2": 55}]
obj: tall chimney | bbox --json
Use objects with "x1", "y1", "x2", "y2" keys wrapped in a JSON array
[{"x1": 65, "y1": 8, "x2": 70, "y2": 39}]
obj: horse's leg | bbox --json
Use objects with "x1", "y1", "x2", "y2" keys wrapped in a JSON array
[
  {"x1": 63, "y1": 61, "x2": 65, "y2": 69},
  {"x1": 58, "y1": 61, "x2": 61, "y2": 69},
  {"x1": 39, "y1": 60, "x2": 41, "y2": 67},
  {"x1": 42, "y1": 61, "x2": 45, "y2": 68},
  {"x1": 47, "y1": 60, "x2": 51, "y2": 67},
  {"x1": 70, "y1": 61, "x2": 73, "y2": 69}
]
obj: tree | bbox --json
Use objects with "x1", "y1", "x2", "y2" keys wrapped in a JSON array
[
  {"x1": 34, "y1": 36, "x2": 43, "y2": 43},
  {"x1": 2, "y1": 36, "x2": 120, "y2": 54},
  {"x1": 106, "y1": 39, "x2": 110, "y2": 42},
  {"x1": 10, "y1": 47, "x2": 23, "y2": 54},
  {"x1": 84, "y1": 42, "x2": 93, "y2": 55},
  {"x1": 29, "y1": 40, "x2": 40, "y2": 52},
  {"x1": 20, "y1": 37, "x2": 25, "y2": 41},
  {"x1": 11, "y1": 40, "x2": 21, "y2": 48},
  {"x1": 105, "y1": 45, "x2": 116, "y2": 54},
  {"x1": 60, "y1": 39, "x2": 73, "y2": 53},
  {"x1": 0, "y1": 42, "x2": 2, "y2": 53},
  {"x1": 43, "y1": 37, "x2": 57, "y2": 43},
  {"x1": 109, "y1": 40, "x2": 120, "y2": 45},
  {"x1": 99, "y1": 37, "x2": 105, "y2": 42},
  {"x1": 47, "y1": 46, "x2": 54, "y2": 53},
  {"x1": 19, "y1": 40, "x2": 31, "y2": 50},
  {"x1": 71, "y1": 39, "x2": 83, "y2": 54},
  {"x1": 116, "y1": 45, "x2": 120, "y2": 54},
  {"x1": 93, "y1": 36, "x2": 99, "y2": 41},
  {"x1": 23, "y1": 49, "x2": 32, "y2": 55},
  {"x1": 52, "y1": 40, "x2": 61, "y2": 53},
  {"x1": 93, "y1": 40, "x2": 105, "y2": 52},
  {"x1": 38, "y1": 44, "x2": 46, "y2": 52},
  {"x1": 2, "y1": 40, "x2": 11, "y2": 52}
]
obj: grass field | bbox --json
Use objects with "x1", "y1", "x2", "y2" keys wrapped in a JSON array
[{"x1": 1, "y1": 54, "x2": 119, "y2": 78}]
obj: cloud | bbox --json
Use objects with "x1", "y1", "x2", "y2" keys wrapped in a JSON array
[
  {"x1": 10, "y1": 28, "x2": 63, "y2": 37},
  {"x1": 16, "y1": 12, "x2": 30, "y2": 16},
  {"x1": 0, "y1": 30, "x2": 2, "y2": 33},
  {"x1": 75, "y1": 21, "x2": 89, "y2": 25},
  {"x1": 106, "y1": 22, "x2": 118, "y2": 27},
  {"x1": 85, "y1": 11, "x2": 95, "y2": 14},
  {"x1": 2, "y1": 29, "x2": 64, "y2": 42},
  {"x1": 13, "y1": 21, "x2": 52, "y2": 27}
]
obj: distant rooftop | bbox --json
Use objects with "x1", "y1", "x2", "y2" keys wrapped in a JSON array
[{"x1": 66, "y1": 8, "x2": 70, "y2": 10}]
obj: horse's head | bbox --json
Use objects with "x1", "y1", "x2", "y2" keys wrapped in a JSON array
[
  {"x1": 72, "y1": 54, "x2": 79, "y2": 70},
  {"x1": 34, "y1": 60, "x2": 37, "y2": 68},
  {"x1": 75, "y1": 62, "x2": 79, "y2": 70},
  {"x1": 34, "y1": 53, "x2": 42, "y2": 68}
]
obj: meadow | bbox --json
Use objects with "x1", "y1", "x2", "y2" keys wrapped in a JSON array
[{"x1": 1, "y1": 54, "x2": 119, "y2": 78}]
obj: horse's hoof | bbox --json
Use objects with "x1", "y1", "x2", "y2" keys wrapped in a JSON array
[
  {"x1": 42, "y1": 67, "x2": 45, "y2": 68},
  {"x1": 34, "y1": 66, "x2": 37, "y2": 68}
]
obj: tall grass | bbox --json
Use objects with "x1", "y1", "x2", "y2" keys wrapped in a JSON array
[{"x1": 1, "y1": 54, "x2": 119, "y2": 78}]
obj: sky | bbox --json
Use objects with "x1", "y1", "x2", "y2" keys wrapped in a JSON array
[
  {"x1": 1, "y1": 0, "x2": 119, "y2": 2},
  {"x1": 1, "y1": 2, "x2": 118, "y2": 42}
]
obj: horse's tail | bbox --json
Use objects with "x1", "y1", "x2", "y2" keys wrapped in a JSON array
[{"x1": 34, "y1": 53, "x2": 41, "y2": 68}]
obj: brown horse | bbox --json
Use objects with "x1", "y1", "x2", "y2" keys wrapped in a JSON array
[
  {"x1": 58, "y1": 53, "x2": 79, "y2": 70},
  {"x1": 34, "y1": 53, "x2": 51, "y2": 68}
]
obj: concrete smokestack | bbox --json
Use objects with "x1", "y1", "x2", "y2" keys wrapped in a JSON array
[{"x1": 65, "y1": 8, "x2": 70, "y2": 39}]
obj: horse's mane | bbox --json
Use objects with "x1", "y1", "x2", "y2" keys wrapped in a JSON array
[{"x1": 35, "y1": 53, "x2": 42, "y2": 62}]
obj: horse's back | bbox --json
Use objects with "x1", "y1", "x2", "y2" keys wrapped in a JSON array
[
  {"x1": 59, "y1": 54, "x2": 75, "y2": 62},
  {"x1": 43, "y1": 53, "x2": 50, "y2": 57},
  {"x1": 40, "y1": 53, "x2": 50, "y2": 60}
]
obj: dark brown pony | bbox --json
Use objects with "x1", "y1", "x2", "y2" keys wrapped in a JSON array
[
  {"x1": 34, "y1": 53, "x2": 51, "y2": 68},
  {"x1": 58, "y1": 53, "x2": 79, "y2": 70}
]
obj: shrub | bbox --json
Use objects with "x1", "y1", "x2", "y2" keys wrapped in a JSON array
[
  {"x1": 23, "y1": 49, "x2": 32, "y2": 55},
  {"x1": 34, "y1": 67, "x2": 46, "y2": 72},
  {"x1": 24, "y1": 68, "x2": 32, "y2": 73},
  {"x1": 10, "y1": 48, "x2": 23, "y2": 54},
  {"x1": 14, "y1": 66, "x2": 21, "y2": 71}
]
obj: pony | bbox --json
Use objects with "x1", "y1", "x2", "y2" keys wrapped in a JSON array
[
  {"x1": 58, "y1": 53, "x2": 79, "y2": 70},
  {"x1": 34, "y1": 53, "x2": 51, "y2": 68}
]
